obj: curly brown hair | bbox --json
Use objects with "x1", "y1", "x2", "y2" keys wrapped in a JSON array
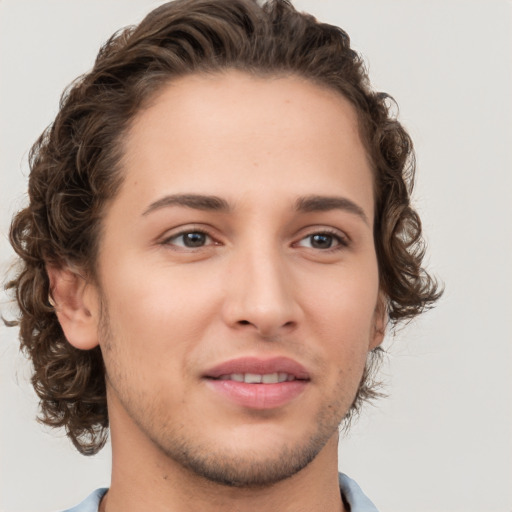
[{"x1": 5, "y1": 0, "x2": 441, "y2": 455}]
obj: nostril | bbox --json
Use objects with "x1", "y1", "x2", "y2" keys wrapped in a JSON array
[{"x1": 238, "y1": 320, "x2": 251, "y2": 326}]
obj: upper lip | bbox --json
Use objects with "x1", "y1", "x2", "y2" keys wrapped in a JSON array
[{"x1": 204, "y1": 356, "x2": 310, "y2": 380}]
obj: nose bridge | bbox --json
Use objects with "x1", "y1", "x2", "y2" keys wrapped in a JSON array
[{"x1": 223, "y1": 233, "x2": 298, "y2": 336}]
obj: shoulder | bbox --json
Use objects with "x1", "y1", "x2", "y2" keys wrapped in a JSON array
[
  {"x1": 59, "y1": 488, "x2": 108, "y2": 512},
  {"x1": 338, "y1": 473, "x2": 380, "y2": 512}
]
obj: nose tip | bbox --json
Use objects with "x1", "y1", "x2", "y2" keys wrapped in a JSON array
[{"x1": 221, "y1": 254, "x2": 300, "y2": 338}]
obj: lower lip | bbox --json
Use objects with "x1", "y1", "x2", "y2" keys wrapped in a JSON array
[{"x1": 205, "y1": 379, "x2": 308, "y2": 409}]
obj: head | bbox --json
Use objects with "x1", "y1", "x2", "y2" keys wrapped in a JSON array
[{"x1": 7, "y1": 0, "x2": 440, "y2": 460}]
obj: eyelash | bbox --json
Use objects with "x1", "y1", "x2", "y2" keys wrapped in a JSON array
[
  {"x1": 160, "y1": 227, "x2": 349, "y2": 252},
  {"x1": 161, "y1": 228, "x2": 215, "y2": 249},
  {"x1": 295, "y1": 229, "x2": 348, "y2": 252}
]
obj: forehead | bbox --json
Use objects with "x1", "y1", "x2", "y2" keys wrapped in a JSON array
[{"x1": 117, "y1": 70, "x2": 373, "y2": 217}]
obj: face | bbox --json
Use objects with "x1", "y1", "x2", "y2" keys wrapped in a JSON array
[{"x1": 88, "y1": 71, "x2": 384, "y2": 486}]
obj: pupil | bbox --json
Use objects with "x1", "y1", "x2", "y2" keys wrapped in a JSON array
[
  {"x1": 311, "y1": 234, "x2": 332, "y2": 249},
  {"x1": 184, "y1": 232, "x2": 206, "y2": 247}
]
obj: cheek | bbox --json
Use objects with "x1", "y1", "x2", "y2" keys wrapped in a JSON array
[
  {"x1": 98, "y1": 259, "x2": 221, "y2": 363},
  {"x1": 305, "y1": 261, "x2": 379, "y2": 327},
  {"x1": 301, "y1": 262, "x2": 380, "y2": 364},
  {"x1": 104, "y1": 249, "x2": 218, "y2": 313}
]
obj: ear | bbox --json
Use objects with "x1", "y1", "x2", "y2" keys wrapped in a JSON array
[
  {"x1": 47, "y1": 265, "x2": 100, "y2": 350},
  {"x1": 369, "y1": 292, "x2": 387, "y2": 350}
]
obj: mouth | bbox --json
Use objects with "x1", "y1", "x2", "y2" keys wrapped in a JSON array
[
  {"x1": 203, "y1": 357, "x2": 310, "y2": 409},
  {"x1": 204, "y1": 356, "x2": 310, "y2": 380},
  {"x1": 215, "y1": 372, "x2": 300, "y2": 384}
]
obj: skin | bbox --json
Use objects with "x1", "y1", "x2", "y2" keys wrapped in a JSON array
[{"x1": 51, "y1": 71, "x2": 385, "y2": 512}]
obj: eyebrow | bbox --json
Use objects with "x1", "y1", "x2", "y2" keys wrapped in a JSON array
[
  {"x1": 142, "y1": 192, "x2": 369, "y2": 225},
  {"x1": 295, "y1": 195, "x2": 369, "y2": 225},
  {"x1": 142, "y1": 194, "x2": 230, "y2": 216}
]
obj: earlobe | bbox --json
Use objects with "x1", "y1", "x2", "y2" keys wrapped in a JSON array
[
  {"x1": 369, "y1": 293, "x2": 387, "y2": 350},
  {"x1": 47, "y1": 265, "x2": 99, "y2": 350}
]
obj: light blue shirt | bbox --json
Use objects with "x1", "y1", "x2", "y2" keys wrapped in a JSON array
[
  {"x1": 62, "y1": 473, "x2": 379, "y2": 511},
  {"x1": 62, "y1": 488, "x2": 107, "y2": 512}
]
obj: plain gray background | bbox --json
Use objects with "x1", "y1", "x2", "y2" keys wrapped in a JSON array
[{"x1": 1, "y1": 1, "x2": 511, "y2": 511}]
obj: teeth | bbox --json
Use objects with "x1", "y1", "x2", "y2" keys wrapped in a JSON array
[
  {"x1": 245, "y1": 373, "x2": 262, "y2": 383},
  {"x1": 220, "y1": 373, "x2": 296, "y2": 383},
  {"x1": 262, "y1": 373, "x2": 278, "y2": 384}
]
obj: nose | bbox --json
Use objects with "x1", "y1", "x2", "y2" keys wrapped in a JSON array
[{"x1": 221, "y1": 245, "x2": 301, "y2": 338}]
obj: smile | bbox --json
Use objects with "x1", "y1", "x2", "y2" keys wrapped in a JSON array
[
  {"x1": 216, "y1": 372, "x2": 298, "y2": 383},
  {"x1": 204, "y1": 357, "x2": 310, "y2": 409}
]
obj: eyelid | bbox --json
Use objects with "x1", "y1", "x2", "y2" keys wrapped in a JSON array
[
  {"x1": 293, "y1": 226, "x2": 350, "y2": 250},
  {"x1": 157, "y1": 224, "x2": 349, "y2": 251},
  {"x1": 159, "y1": 225, "x2": 220, "y2": 249}
]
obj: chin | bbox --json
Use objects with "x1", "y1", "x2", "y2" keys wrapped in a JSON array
[
  {"x1": 151, "y1": 415, "x2": 341, "y2": 488},
  {"x1": 164, "y1": 437, "x2": 325, "y2": 488}
]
